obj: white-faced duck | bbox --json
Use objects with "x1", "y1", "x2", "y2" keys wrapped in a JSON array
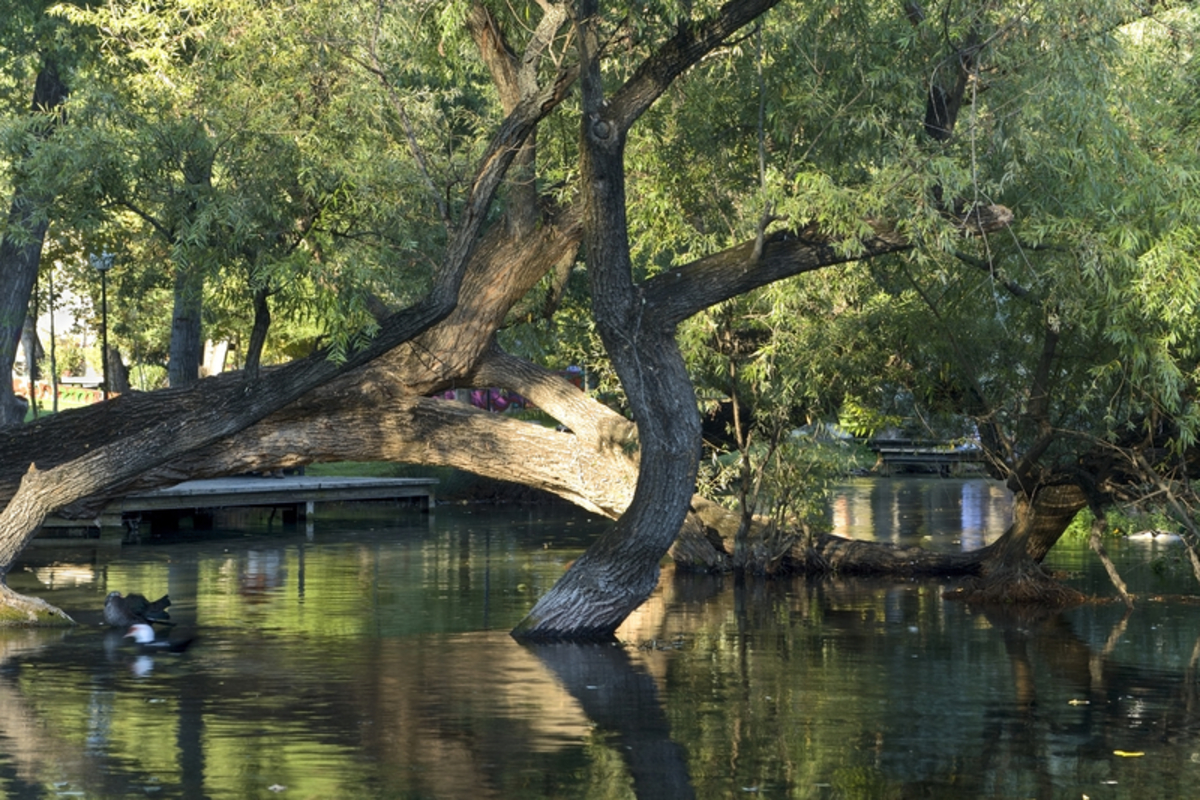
[{"x1": 124, "y1": 623, "x2": 196, "y2": 654}]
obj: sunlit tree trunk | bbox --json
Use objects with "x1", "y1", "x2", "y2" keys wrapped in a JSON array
[{"x1": 511, "y1": 0, "x2": 780, "y2": 640}]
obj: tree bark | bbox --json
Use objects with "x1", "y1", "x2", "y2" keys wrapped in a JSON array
[
  {"x1": 465, "y1": 2, "x2": 565, "y2": 239},
  {"x1": 0, "y1": 202, "x2": 1002, "y2": 621},
  {"x1": 107, "y1": 346, "x2": 131, "y2": 395},
  {"x1": 946, "y1": 483, "x2": 1089, "y2": 606},
  {"x1": 20, "y1": 316, "x2": 41, "y2": 407},
  {"x1": 168, "y1": 264, "x2": 203, "y2": 387},
  {"x1": 244, "y1": 285, "x2": 271, "y2": 379},
  {"x1": 0, "y1": 60, "x2": 68, "y2": 427},
  {"x1": 510, "y1": 0, "x2": 794, "y2": 640},
  {"x1": 509, "y1": 0, "x2": 793, "y2": 640}
]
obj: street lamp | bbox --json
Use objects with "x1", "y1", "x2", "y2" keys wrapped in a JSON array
[{"x1": 89, "y1": 251, "x2": 114, "y2": 401}]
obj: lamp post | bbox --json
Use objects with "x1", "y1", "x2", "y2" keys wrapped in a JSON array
[{"x1": 89, "y1": 251, "x2": 114, "y2": 401}]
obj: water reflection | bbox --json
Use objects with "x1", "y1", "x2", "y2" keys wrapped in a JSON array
[
  {"x1": 621, "y1": 572, "x2": 1200, "y2": 799},
  {"x1": 828, "y1": 476, "x2": 1012, "y2": 549},
  {"x1": 531, "y1": 643, "x2": 695, "y2": 799},
  {"x1": 0, "y1": 487, "x2": 1197, "y2": 798}
]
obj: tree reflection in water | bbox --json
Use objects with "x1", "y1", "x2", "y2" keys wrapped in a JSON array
[{"x1": 0, "y1": 495, "x2": 1196, "y2": 798}]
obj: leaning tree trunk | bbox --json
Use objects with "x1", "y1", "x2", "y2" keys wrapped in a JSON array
[
  {"x1": 0, "y1": 0, "x2": 1026, "y2": 631},
  {"x1": 0, "y1": 74, "x2": 575, "y2": 618},
  {"x1": 511, "y1": 1, "x2": 703, "y2": 640}
]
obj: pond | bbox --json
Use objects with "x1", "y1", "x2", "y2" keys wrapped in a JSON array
[{"x1": 3, "y1": 478, "x2": 1200, "y2": 799}]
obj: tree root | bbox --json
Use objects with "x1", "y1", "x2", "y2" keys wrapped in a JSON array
[
  {"x1": 945, "y1": 564, "x2": 1086, "y2": 608},
  {"x1": 0, "y1": 583, "x2": 75, "y2": 627}
]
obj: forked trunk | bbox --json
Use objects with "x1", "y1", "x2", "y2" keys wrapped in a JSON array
[{"x1": 511, "y1": 0, "x2": 701, "y2": 639}]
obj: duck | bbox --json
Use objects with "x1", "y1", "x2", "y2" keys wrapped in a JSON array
[
  {"x1": 124, "y1": 622, "x2": 196, "y2": 653},
  {"x1": 1124, "y1": 529, "x2": 1183, "y2": 544},
  {"x1": 104, "y1": 591, "x2": 172, "y2": 628}
]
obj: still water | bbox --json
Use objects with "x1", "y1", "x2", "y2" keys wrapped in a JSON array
[{"x1": 2, "y1": 478, "x2": 1199, "y2": 799}]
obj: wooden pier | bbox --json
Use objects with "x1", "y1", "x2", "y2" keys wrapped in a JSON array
[
  {"x1": 37, "y1": 475, "x2": 437, "y2": 541},
  {"x1": 865, "y1": 438, "x2": 985, "y2": 476}
]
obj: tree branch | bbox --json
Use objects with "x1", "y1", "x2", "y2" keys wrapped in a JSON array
[
  {"x1": 1010, "y1": 321, "x2": 1061, "y2": 494},
  {"x1": 360, "y1": 0, "x2": 452, "y2": 232},
  {"x1": 952, "y1": 249, "x2": 1034, "y2": 301},
  {"x1": 0, "y1": 65, "x2": 574, "y2": 567},
  {"x1": 606, "y1": 0, "x2": 783, "y2": 132}
]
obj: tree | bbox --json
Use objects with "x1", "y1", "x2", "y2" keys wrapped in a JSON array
[
  {"x1": 666, "y1": 0, "x2": 1200, "y2": 607},
  {"x1": 0, "y1": 0, "x2": 1194, "y2": 637},
  {"x1": 0, "y1": 2, "x2": 71, "y2": 426}
]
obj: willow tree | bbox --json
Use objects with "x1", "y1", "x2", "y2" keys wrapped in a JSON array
[
  {"x1": 902, "y1": 2, "x2": 1200, "y2": 604},
  {"x1": 664, "y1": 0, "x2": 1200, "y2": 604},
  {"x1": 0, "y1": 0, "x2": 1191, "y2": 634}
]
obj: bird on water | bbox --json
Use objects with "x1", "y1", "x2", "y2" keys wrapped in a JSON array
[
  {"x1": 124, "y1": 622, "x2": 196, "y2": 653},
  {"x1": 104, "y1": 591, "x2": 172, "y2": 628}
]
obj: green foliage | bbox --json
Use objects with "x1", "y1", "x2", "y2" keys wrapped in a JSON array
[
  {"x1": 38, "y1": 336, "x2": 84, "y2": 382},
  {"x1": 130, "y1": 363, "x2": 167, "y2": 392},
  {"x1": 27, "y1": 0, "x2": 506, "y2": 374},
  {"x1": 839, "y1": 399, "x2": 902, "y2": 440},
  {"x1": 608, "y1": 1, "x2": 1200, "y2": 542},
  {"x1": 685, "y1": 275, "x2": 877, "y2": 528},
  {"x1": 1063, "y1": 506, "x2": 1188, "y2": 542},
  {"x1": 4, "y1": 0, "x2": 1200, "y2": 552},
  {"x1": 699, "y1": 430, "x2": 868, "y2": 529}
]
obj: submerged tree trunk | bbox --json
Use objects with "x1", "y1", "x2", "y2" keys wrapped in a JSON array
[
  {"x1": 944, "y1": 484, "x2": 1089, "y2": 605},
  {"x1": 511, "y1": 0, "x2": 702, "y2": 640},
  {"x1": 676, "y1": 477, "x2": 1092, "y2": 605},
  {"x1": 510, "y1": 0, "x2": 800, "y2": 639}
]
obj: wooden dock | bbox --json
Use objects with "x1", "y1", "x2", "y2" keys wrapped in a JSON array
[
  {"x1": 865, "y1": 438, "x2": 985, "y2": 476},
  {"x1": 37, "y1": 475, "x2": 438, "y2": 540}
]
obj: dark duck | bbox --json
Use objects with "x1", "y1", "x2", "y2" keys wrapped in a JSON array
[
  {"x1": 104, "y1": 591, "x2": 172, "y2": 628},
  {"x1": 124, "y1": 623, "x2": 196, "y2": 653}
]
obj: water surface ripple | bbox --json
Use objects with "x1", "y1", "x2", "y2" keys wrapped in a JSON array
[{"x1": 2, "y1": 481, "x2": 1197, "y2": 798}]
